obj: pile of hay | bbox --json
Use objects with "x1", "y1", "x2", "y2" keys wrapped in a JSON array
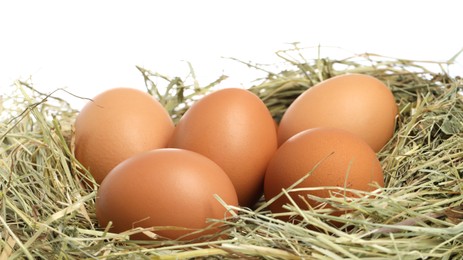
[{"x1": 1, "y1": 46, "x2": 462, "y2": 259}]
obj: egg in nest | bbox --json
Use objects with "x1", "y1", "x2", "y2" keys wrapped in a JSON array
[
  {"x1": 278, "y1": 73, "x2": 398, "y2": 152},
  {"x1": 74, "y1": 88, "x2": 174, "y2": 184},
  {"x1": 264, "y1": 128, "x2": 384, "y2": 220}
]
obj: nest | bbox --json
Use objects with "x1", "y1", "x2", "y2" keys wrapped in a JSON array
[{"x1": 1, "y1": 45, "x2": 462, "y2": 259}]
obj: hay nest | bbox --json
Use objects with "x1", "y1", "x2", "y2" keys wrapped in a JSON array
[{"x1": 1, "y1": 45, "x2": 462, "y2": 259}]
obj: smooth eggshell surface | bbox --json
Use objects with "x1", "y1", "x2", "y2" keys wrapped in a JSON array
[
  {"x1": 96, "y1": 148, "x2": 238, "y2": 241},
  {"x1": 264, "y1": 128, "x2": 384, "y2": 219},
  {"x1": 278, "y1": 73, "x2": 398, "y2": 152},
  {"x1": 169, "y1": 88, "x2": 278, "y2": 208},
  {"x1": 74, "y1": 87, "x2": 174, "y2": 184}
]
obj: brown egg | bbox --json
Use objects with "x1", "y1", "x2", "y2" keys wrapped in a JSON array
[
  {"x1": 74, "y1": 87, "x2": 174, "y2": 184},
  {"x1": 264, "y1": 128, "x2": 384, "y2": 219},
  {"x1": 278, "y1": 73, "x2": 398, "y2": 152},
  {"x1": 96, "y1": 148, "x2": 238, "y2": 241},
  {"x1": 169, "y1": 88, "x2": 278, "y2": 208}
]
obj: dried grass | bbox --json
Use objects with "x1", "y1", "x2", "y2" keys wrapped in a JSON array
[{"x1": 1, "y1": 45, "x2": 462, "y2": 259}]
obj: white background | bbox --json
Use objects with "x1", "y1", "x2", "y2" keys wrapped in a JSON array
[{"x1": 1, "y1": 0, "x2": 462, "y2": 110}]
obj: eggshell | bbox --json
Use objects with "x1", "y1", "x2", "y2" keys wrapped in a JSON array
[
  {"x1": 96, "y1": 148, "x2": 238, "y2": 241},
  {"x1": 278, "y1": 73, "x2": 398, "y2": 152},
  {"x1": 168, "y1": 88, "x2": 278, "y2": 208},
  {"x1": 74, "y1": 87, "x2": 174, "y2": 184},
  {"x1": 264, "y1": 128, "x2": 384, "y2": 219}
]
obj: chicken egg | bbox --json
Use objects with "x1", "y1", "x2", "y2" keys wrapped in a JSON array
[
  {"x1": 74, "y1": 87, "x2": 174, "y2": 184},
  {"x1": 264, "y1": 127, "x2": 384, "y2": 220},
  {"x1": 169, "y1": 88, "x2": 278, "y2": 208},
  {"x1": 96, "y1": 148, "x2": 238, "y2": 241},
  {"x1": 278, "y1": 73, "x2": 398, "y2": 152}
]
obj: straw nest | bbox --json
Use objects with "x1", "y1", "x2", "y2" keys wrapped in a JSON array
[{"x1": 1, "y1": 45, "x2": 462, "y2": 259}]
